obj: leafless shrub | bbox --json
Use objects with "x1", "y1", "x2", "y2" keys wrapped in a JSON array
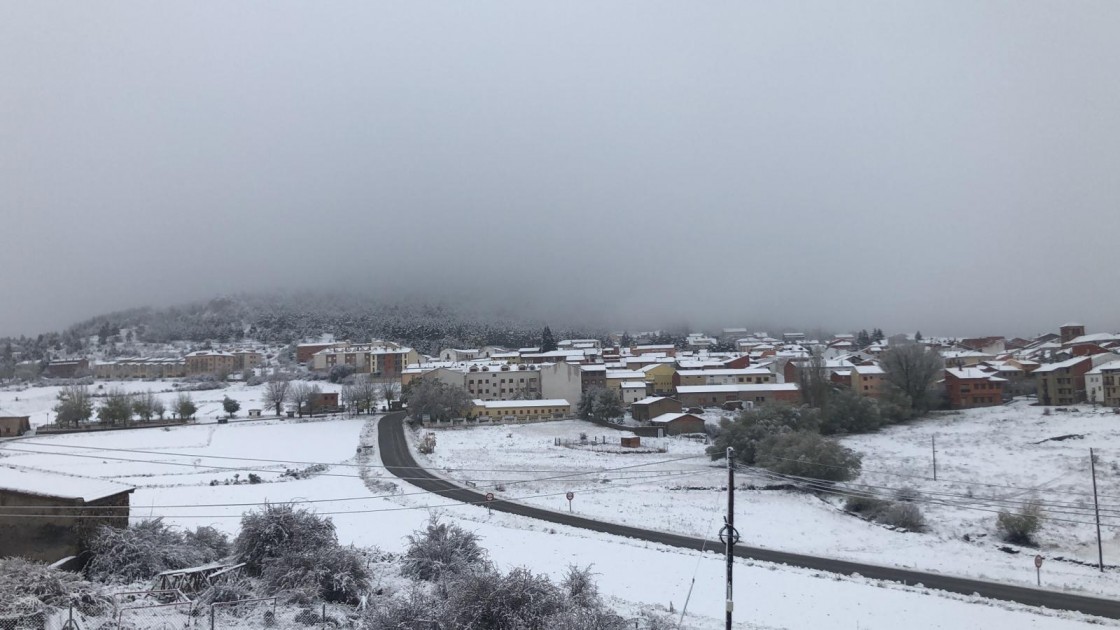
[{"x1": 401, "y1": 517, "x2": 487, "y2": 582}]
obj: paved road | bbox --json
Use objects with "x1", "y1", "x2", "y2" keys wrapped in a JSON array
[{"x1": 378, "y1": 412, "x2": 1120, "y2": 620}]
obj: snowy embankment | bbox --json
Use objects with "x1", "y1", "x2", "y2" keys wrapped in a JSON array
[{"x1": 0, "y1": 404, "x2": 1115, "y2": 628}]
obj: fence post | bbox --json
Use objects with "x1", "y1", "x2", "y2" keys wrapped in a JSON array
[
  {"x1": 210, "y1": 604, "x2": 216, "y2": 630},
  {"x1": 321, "y1": 603, "x2": 327, "y2": 628}
]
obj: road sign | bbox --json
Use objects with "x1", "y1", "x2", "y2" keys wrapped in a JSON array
[
  {"x1": 1035, "y1": 554, "x2": 1043, "y2": 586},
  {"x1": 485, "y1": 492, "x2": 494, "y2": 502},
  {"x1": 566, "y1": 491, "x2": 574, "y2": 501},
  {"x1": 1034, "y1": 555, "x2": 1043, "y2": 569}
]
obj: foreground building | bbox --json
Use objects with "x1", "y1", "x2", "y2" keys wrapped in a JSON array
[{"x1": 0, "y1": 469, "x2": 134, "y2": 563}]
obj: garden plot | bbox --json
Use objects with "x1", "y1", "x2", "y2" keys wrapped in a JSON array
[{"x1": 414, "y1": 413, "x2": 1120, "y2": 600}]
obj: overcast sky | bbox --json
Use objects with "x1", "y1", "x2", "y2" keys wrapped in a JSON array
[{"x1": 3, "y1": 2, "x2": 1119, "y2": 339}]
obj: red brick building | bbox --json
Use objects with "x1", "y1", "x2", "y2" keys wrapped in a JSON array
[{"x1": 944, "y1": 368, "x2": 1006, "y2": 409}]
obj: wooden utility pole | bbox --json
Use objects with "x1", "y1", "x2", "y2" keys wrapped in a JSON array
[{"x1": 1091, "y1": 448, "x2": 1104, "y2": 572}]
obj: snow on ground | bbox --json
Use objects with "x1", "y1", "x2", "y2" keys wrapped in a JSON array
[
  {"x1": 0, "y1": 379, "x2": 342, "y2": 427},
  {"x1": 415, "y1": 410, "x2": 1120, "y2": 600},
  {"x1": 2, "y1": 413, "x2": 1118, "y2": 628}
]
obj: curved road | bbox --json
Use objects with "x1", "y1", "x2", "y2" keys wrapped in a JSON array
[{"x1": 378, "y1": 412, "x2": 1120, "y2": 620}]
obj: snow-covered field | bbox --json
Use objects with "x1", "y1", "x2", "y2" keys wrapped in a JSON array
[
  {"x1": 416, "y1": 405, "x2": 1120, "y2": 601},
  {"x1": 0, "y1": 379, "x2": 343, "y2": 427},
  {"x1": 2, "y1": 404, "x2": 1118, "y2": 628}
]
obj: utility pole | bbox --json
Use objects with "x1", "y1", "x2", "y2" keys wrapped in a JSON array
[
  {"x1": 1091, "y1": 448, "x2": 1104, "y2": 572},
  {"x1": 931, "y1": 436, "x2": 937, "y2": 482},
  {"x1": 720, "y1": 447, "x2": 740, "y2": 630}
]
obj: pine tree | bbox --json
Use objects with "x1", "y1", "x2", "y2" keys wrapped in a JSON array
[
  {"x1": 872, "y1": 328, "x2": 884, "y2": 343},
  {"x1": 856, "y1": 329, "x2": 871, "y2": 348},
  {"x1": 541, "y1": 326, "x2": 558, "y2": 352},
  {"x1": 915, "y1": 331, "x2": 923, "y2": 342}
]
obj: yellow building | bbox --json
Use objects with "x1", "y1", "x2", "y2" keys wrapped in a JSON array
[{"x1": 640, "y1": 363, "x2": 678, "y2": 396}]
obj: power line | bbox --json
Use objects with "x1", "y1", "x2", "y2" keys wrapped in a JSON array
[
  {"x1": 0, "y1": 468, "x2": 716, "y2": 520},
  {"x1": 10, "y1": 439, "x2": 706, "y2": 475}
]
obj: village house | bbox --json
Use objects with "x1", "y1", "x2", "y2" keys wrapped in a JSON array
[
  {"x1": 0, "y1": 469, "x2": 134, "y2": 563},
  {"x1": 0, "y1": 416, "x2": 31, "y2": 437},
  {"x1": 538, "y1": 362, "x2": 583, "y2": 407},
  {"x1": 631, "y1": 396, "x2": 684, "y2": 422},
  {"x1": 1035, "y1": 356, "x2": 1093, "y2": 406},
  {"x1": 648, "y1": 413, "x2": 705, "y2": 435},
  {"x1": 619, "y1": 381, "x2": 649, "y2": 405},
  {"x1": 640, "y1": 363, "x2": 678, "y2": 396},
  {"x1": 850, "y1": 364, "x2": 887, "y2": 397},
  {"x1": 1087, "y1": 360, "x2": 1120, "y2": 406},
  {"x1": 943, "y1": 368, "x2": 1006, "y2": 409}
]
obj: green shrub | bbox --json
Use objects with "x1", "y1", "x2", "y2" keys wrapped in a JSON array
[
  {"x1": 708, "y1": 404, "x2": 822, "y2": 465},
  {"x1": 755, "y1": 431, "x2": 862, "y2": 482}
]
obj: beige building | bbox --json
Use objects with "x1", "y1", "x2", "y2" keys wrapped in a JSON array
[
  {"x1": 311, "y1": 341, "x2": 419, "y2": 377},
  {"x1": 471, "y1": 398, "x2": 572, "y2": 420},
  {"x1": 95, "y1": 358, "x2": 187, "y2": 379},
  {"x1": 850, "y1": 364, "x2": 887, "y2": 397}
]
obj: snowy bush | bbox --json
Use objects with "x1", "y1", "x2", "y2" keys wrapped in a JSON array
[
  {"x1": 195, "y1": 578, "x2": 255, "y2": 606},
  {"x1": 996, "y1": 500, "x2": 1043, "y2": 545},
  {"x1": 86, "y1": 519, "x2": 229, "y2": 583},
  {"x1": 440, "y1": 567, "x2": 567, "y2": 629},
  {"x1": 401, "y1": 517, "x2": 487, "y2": 582},
  {"x1": 879, "y1": 502, "x2": 927, "y2": 532},
  {"x1": 0, "y1": 558, "x2": 112, "y2": 617},
  {"x1": 560, "y1": 564, "x2": 599, "y2": 608},
  {"x1": 893, "y1": 486, "x2": 922, "y2": 503},
  {"x1": 843, "y1": 495, "x2": 891, "y2": 518},
  {"x1": 235, "y1": 504, "x2": 338, "y2": 575},
  {"x1": 260, "y1": 546, "x2": 370, "y2": 605}
]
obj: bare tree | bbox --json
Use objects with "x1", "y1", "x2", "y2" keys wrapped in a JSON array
[
  {"x1": 354, "y1": 377, "x2": 379, "y2": 414},
  {"x1": 262, "y1": 376, "x2": 292, "y2": 417},
  {"x1": 289, "y1": 382, "x2": 322, "y2": 418},
  {"x1": 380, "y1": 382, "x2": 399, "y2": 408},
  {"x1": 880, "y1": 343, "x2": 943, "y2": 413},
  {"x1": 798, "y1": 348, "x2": 830, "y2": 409}
]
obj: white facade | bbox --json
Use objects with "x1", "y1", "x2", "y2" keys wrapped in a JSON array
[{"x1": 539, "y1": 362, "x2": 583, "y2": 408}]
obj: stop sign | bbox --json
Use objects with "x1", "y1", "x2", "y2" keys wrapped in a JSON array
[{"x1": 1034, "y1": 554, "x2": 1043, "y2": 568}]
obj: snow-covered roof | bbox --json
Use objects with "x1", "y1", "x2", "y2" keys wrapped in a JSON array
[
  {"x1": 1033, "y1": 356, "x2": 1092, "y2": 373},
  {"x1": 1088, "y1": 360, "x2": 1120, "y2": 375},
  {"x1": 677, "y1": 369, "x2": 771, "y2": 377},
  {"x1": 632, "y1": 396, "x2": 668, "y2": 405},
  {"x1": 606, "y1": 370, "x2": 646, "y2": 379},
  {"x1": 473, "y1": 399, "x2": 571, "y2": 409},
  {"x1": 0, "y1": 467, "x2": 135, "y2": 502},
  {"x1": 1066, "y1": 333, "x2": 1120, "y2": 346},
  {"x1": 675, "y1": 383, "x2": 800, "y2": 394},
  {"x1": 648, "y1": 413, "x2": 701, "y2": 425},
  {"x1": 851, "y1": 364, "x2": 885, "y2": 375},
  {"x1": 945, "y1": 367, "x2": 1007, "y2": 382},
  {"x1": 620, "y1": 381, "x2": 647, "y2": 389}
]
